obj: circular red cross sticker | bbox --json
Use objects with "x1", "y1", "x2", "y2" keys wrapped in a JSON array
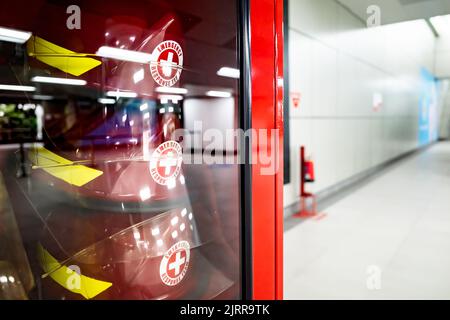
[
  {"x1": 159, "y1": 241, "x2": 190, "y2": 286},
  {"x1": 150, "y1": 40, "x2": 183, "y2": 87},
  {"x1": 149, "y1": 141, "x2": 183, "y2": 185}
]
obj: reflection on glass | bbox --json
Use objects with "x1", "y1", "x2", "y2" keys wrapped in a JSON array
[{"x1": 0, "y1": 0, "x2": 241, "y2": 300}]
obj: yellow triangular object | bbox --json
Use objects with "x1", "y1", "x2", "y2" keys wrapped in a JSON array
[
  {"x1": 37, "y1": 244, "x2": 112, "y2": 299},
  {"x1": 27, "y1": 36, "x2": 101, "y2": 76},
  {"x1": 29, "y1": 146, "x2": 103, "y2": 187}
]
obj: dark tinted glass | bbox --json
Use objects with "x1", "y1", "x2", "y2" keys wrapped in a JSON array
[{"x1": 0, "y1": 0, "x2": 241, "y2": 300}]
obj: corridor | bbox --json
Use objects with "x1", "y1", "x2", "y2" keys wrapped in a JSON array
[{"x1": 285, "y1": 142, "x2": 450, "y2": 299}]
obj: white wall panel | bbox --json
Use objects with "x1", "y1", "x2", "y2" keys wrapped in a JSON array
[
  {"x1": 183, "y1": 97, "x2": 235, "y2": 151},
  {"x1": 289, "y1": 32, "x2": 314, "y2": 118},
  {"x1": 284, "y1": 0, "x2": 438, "y2": 208},
  {"x1": 311, "y1": 42, "x2": 337, "y2": 117},
  {"x1": 435, "y1": 50, "x2": 450, "y2": 78}
]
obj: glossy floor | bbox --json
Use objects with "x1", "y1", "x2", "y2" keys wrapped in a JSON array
[{"x1": 284, "y1": 141, "x2": 450, "y2": 299}]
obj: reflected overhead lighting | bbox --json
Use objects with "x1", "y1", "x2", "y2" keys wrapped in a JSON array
[
  {"x1": 98, "y1": 97, "x2": 115, "y2": 104},
  {"x1": 106, "y1": 90, "x2": 137, "y2": 98},
  {"x1": 429, "y1": 14, "x2": 450, "y2": 36},
  {"x1": 206, "y1": 90, "x2": 231, "y2": 98},
  {"x1": 97, "y1": 46, "x2": 154, "y2": 63},
  {"x1": 171, "y1": 230, "x2": 178, "y2": 239},
  {"x1": 133, "y1": 68, "x2": 144, "y2": 83},
  {"x1": 217, "y1": 67, "x2": 240, "y2": 79},
  {"x1": 159, "y1": 94, "x2": 183, "y2": 103},
  {"x1": 180, "y1": 223, "x2": 185, "y2": 231},
  {"x1": 31, "y1": 76, "x2": 86, "y2": 86},
  {"x1": 277, "y1": 78, "x2": 283, "y2": 87},
  {"x1": 162, "y1": 18, "x2": 175, "y2": 32},
  {"x1": 157, "y1": 239, "x2": 163, "y2": 246},
  {"x1": 33, "y1": 94, "x2": 53, "y2": 100},
  {"x1": 0, "y1": 84, "x2": 35, "y2": 92},
  {"x1": 0, "y1": 26, "x2": 31, "y2": 44},
  {"x1": 151, "y1": 227, "x2": 160, "y2": 236},
  {"x1": 155, "y1": 87, "x2": 188, "y2": 94},
  {"x1": 139, "y1": 186, "x2": 151, "y2": 201},
  {"x1": 171, "y1": 216, "x2": 179, "y2": 226},
  {"x1": 152, "y1": 227, "x2": 159, "y2": 236},
  {"x1": 167, "y1": 178, "x2": 176, "y2": 189},
  {"x1": 140, "y1": 103, "x2": 148, "y2": 111}
]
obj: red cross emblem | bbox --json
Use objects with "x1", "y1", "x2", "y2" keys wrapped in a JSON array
[
  {"x1": 160, "y1": 241, "x2": 190, "y2": 286},
  {"x1": 167, "y1": 250, "x2": 187, "y2": 278},
  {"x1": 156, "y1": 149, "x2": 179, "y2": 177},
  {"x1": 149, "y1": 141, "x2": 182, "y2": 185},
  {"x1": 150, "y1": 40, "x2": 183, "y2": 87}
]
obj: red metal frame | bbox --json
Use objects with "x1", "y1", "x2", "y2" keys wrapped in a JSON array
[{"x1": 250, "y1": 0, "x2": 284, "y2": 300}]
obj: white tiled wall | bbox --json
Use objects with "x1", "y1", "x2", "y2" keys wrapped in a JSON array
[
  {"x1": 435, "y1": 34, "x2": 450, "y2": 78},
  {"x1": 284, "y1": 0, "x2": 437, "y2": 208}
]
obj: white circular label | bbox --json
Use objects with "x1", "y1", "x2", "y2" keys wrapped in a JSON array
[
  {"x1": 150, "y1": 40, "x2": 183, "y2": 87},
  {"x1": 149, "y1": 140, "x2": 183, "y2": 185},
  {"x1": 159, "y1": 240, "x2": 190, "y2": 286}
]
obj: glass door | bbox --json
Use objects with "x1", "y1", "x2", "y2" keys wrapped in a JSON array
[{"x1": 0, "y1": 0, "x2": 246, "y2": 300}]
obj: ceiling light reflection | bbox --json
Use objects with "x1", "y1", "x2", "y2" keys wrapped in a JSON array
[
  {"x1": 0, "y1": 26, "x2": 32, "y2": 44},
  {"x1": 97, "y1": 46, "x2": 154, "y2": 63},
  {"x1": 139, "y1": 186, "x2": 151, "y2": 201},
  {"x1": 217, "y1": 67, "x2": 240, "y2": 79},
  {"x1": 106, "y1": 90, "x2": 137, "y2": 98},
  {"x1": 0, "y1": 84, "x2": 35, "y2": 92},
  {"x1": 155, "y1": 87, "x2": 188, "y2": 94},
  {"x1": 98, "y1": 98, "x2": 115, "y2": 104},
  {"x1": 32, "y1": 76, "x2": 86, "y2": 86},
  {"x1": 206, "y1": 90, "x2": 231, "y2": 98}
]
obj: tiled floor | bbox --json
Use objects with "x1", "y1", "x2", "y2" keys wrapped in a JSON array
[{"x1": 284, "y1": 142, "x2": 450, "y2": 299}]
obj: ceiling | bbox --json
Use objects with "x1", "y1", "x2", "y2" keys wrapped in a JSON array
[{"x1": 337, "y1": 0, "x2": 450, "y2": 25}]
